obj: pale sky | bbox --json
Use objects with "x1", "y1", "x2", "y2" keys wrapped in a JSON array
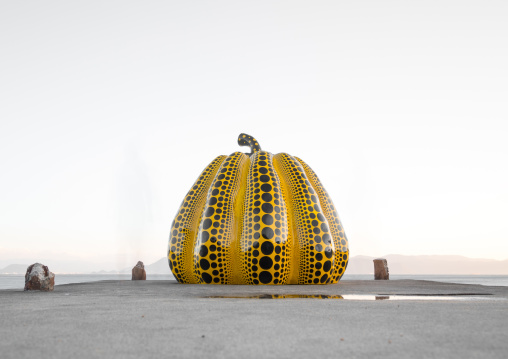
[{"x1": 1, "y1": 1, "x2": 507, "y2": 272}]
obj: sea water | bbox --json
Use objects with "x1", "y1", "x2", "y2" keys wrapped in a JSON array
[
  {"x1": 1, "y1": 274, "x2": 507, "y2": 290},
  {"x1": 341, "y1": 274, "x2": 508, "y2": 287},
  {"x1": 0, "y1": 274, "x2": 174, "y2": 290}
]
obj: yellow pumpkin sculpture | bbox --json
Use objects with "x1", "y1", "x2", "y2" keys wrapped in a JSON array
[{"x1": 168, "y1": 134, "x2": 349, "y2": 285}]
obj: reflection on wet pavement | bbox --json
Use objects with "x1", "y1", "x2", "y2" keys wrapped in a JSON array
[{"x1": 206, "y1": 294, "x2": 498, "y2": 301}]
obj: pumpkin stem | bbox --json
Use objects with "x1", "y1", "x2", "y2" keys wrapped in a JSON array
[{"x1": 238, "y1": 133, "x2": 262, "y2": 156}]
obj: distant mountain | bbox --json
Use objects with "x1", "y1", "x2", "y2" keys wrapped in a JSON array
[
  {"x1": 90, "y1": 270, "x2": 119, "y2": 274},
  {"x1": 90, "y1": 257, "x2": 174, "y2": 276},
  {"x1": 346, "y1": 254, "x2": 508, "y2": 275},
  {"x1": 0, "y1": 264, "x2": 28, "y2": 274}
]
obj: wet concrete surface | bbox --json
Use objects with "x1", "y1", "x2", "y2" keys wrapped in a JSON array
[{"x1": 1, "y1": 280, "x2": 507, "y2": 358}]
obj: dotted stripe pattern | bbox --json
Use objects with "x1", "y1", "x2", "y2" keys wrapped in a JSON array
[
  {"x1": 193, "y1": 152, "x2": 249, "y2": 284},
  {"x1": 168, "y1": 155, "x2": 227, "y2": 283},
  {"x1": 240, "y1": 151, "x2": 291, "y2": 285},
  {"x1": 273, "y1": 153, "x2": 335, "y2": 285},
  {"x1": 295, "y1": 157, "x2": 349, "y2": 283}
]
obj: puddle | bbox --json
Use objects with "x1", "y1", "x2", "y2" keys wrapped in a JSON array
[{"x1": 205, "y1": 294, "x2": 497, "y2": 301}]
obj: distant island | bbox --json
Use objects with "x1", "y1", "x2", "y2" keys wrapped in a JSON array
[{"x1": 1, "y1": 254, "x2": 507, "y2": 275}]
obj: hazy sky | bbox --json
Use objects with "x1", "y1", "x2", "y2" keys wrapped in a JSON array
[{"x1": 1, "y1": 1, "x2": 507, "y2": 272}]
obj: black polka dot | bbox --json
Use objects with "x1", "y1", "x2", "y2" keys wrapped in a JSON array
[
  {"x1": 205, "y1": 207, "x2": 214, "y2": 217},
  {"x1": 199, "y1": 245, "x2": 208, "y2": 257},
  {"x1": 262, "y1": 227, "x2": 274, "y2": 239},
  {"x1": 201, "y1": 231, "x2": 209, "y2": 243},
  {"x1": 315, "y1": 244, "x2": 323, "y2": 252},
  {"x1": 261, "y1": 241, "x2": 274, "y2": 255},
  {"x1": 320, "y1": 274, "x2": 329, "y2": 284},
  {"x1": 259, "y1": 271, "x2": 272, "y2": 284},
  {"x1": 262, "y1": 214, "x2": 274, "y2": 225},
  {"x1": 262, "y1": 203, "x2": 273, "y2": 213},
  {"x1": 259, "y1": 256, "x2": 273, "y2": 270},
  {"x1": 323, "y1": 261, "x2": 332, "y2": 272},
  {"x1": 200, "y1": 259, "x2": 210, "y2": 270},
  {"x1": 203, "y1": 219, "x2": 212, "y2": 230},
  {"x1": 321, "y1": 223, "x2": 329, "y2": 233},
  {"x1": 259, "y1": 175, "x2": 270, "y2": 183},
  {"x1": 201, "y1": 272, "x2": 212, "y2": 283},
  {"x1": 325, "y1": 248, "x2": 333, "y2": 259},
  {"x1": 261, "y1": 193, "x2": 272, "y2": 202},
  {"x1": 261, "y1": 184, "x2": 272, "y2": 192}
]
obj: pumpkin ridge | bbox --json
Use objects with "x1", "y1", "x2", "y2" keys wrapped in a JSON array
[
  {"x1": 295, "y1": 157, "x2": 349, "y2": 283},
  {"x1": 168, "y1": 155, "x2": 227, "y2": 283},
  {"x1": 272, "y1": 154, "x2": 297, "y2": 284},
  {"x1": 194, "y1": 152, "x2": 249, "y2": 284},
  {"x1": 272, "y1": 153, "x2": 334, "y2": 284},
  {"x1": 232, "y1": 155, "x2": 250, "y2": 284},
  {"x1": 240, "y1": 151, "x2": 291, "y2": 285}
]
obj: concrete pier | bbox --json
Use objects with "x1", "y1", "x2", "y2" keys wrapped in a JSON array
[{"x1": 1, "y1": 280, "x2": 507, "y2": 358}]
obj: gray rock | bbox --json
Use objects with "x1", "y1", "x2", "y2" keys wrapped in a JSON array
[
  {"x1": 24, "y1": 263, "x2": 55, "y2": 291},
  {"x1": 132, "y1": 261, "x2": 146, "y2": 280}
]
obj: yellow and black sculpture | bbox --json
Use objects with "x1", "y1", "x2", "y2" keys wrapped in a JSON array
[{"x1": 168, "y1": 134, "x2": 349, "y2": 284}]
